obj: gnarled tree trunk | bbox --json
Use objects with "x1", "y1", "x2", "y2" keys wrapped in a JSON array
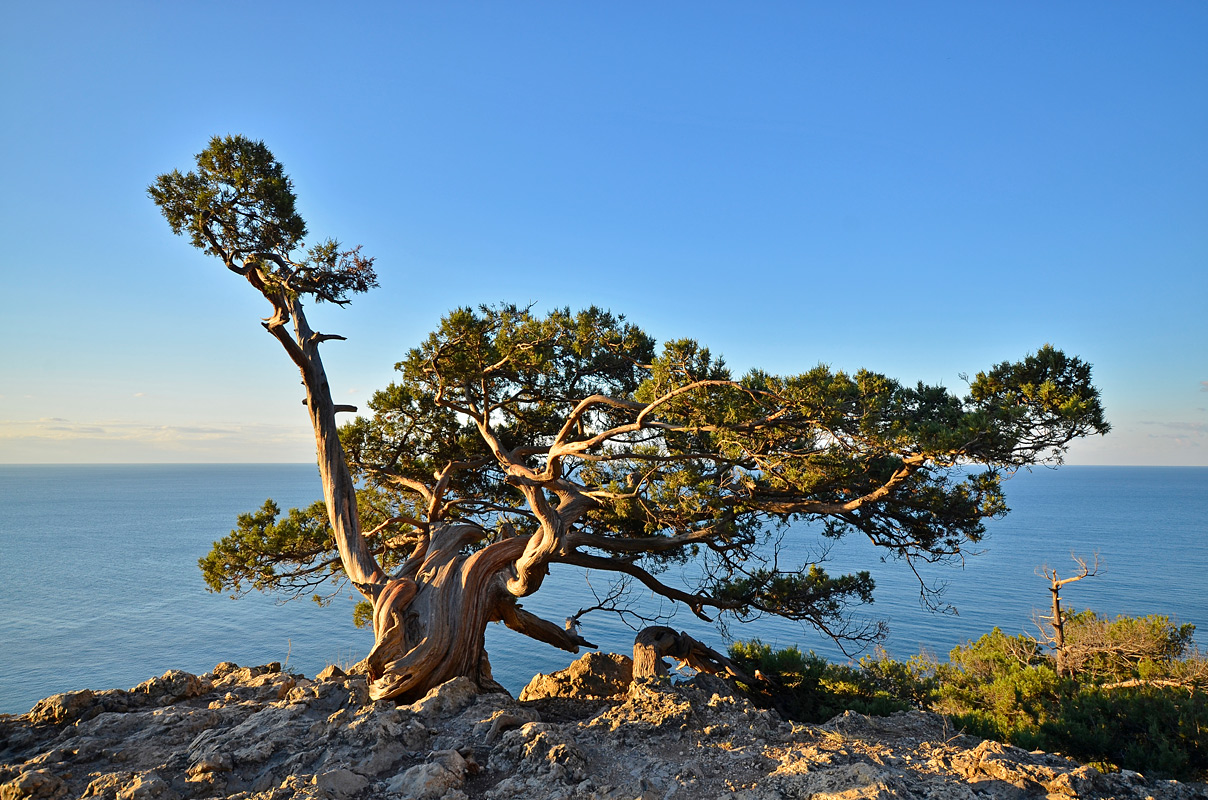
[
  {"x1": 363, "y1": 525, "x2": 595, "y2": 702},
  {"x1": 254, "y1": 283, "x2": 594, "y2": 702}
]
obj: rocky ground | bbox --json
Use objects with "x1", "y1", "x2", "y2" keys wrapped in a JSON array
[{"x1": 1, "y1": 652, "x2": 1204, "y2": 800}]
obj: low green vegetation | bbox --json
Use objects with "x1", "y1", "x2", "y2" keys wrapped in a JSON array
[{"x1": 730, "y1": 611, "x2": 1207, "y2": 781}]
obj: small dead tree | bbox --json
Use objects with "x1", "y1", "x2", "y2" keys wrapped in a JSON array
[{"x1": 1037, "y1": 553, "x2": 1101, "y2": 678}]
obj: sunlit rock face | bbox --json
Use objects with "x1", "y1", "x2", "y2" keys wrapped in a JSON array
[{"x1": 1, "y1": 655, "x2": 1203, "y2": 800}]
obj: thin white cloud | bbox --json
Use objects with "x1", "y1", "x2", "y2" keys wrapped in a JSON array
[
  {"x1": 0, "y1": 418, "x2": 314, "y2": 462},
  {"x1": 1140, "y1": 420, "x2": 1206, "y2": 433},
  {"x1": 1139, "y1": 420, "x2": 1206, "y2": 445},
  {"x1": 1200, "y1": 380, "x2": 1208, "y2": 392}
]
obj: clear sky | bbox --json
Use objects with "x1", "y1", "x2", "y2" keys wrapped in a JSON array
[{"x1": 1, "y1": 2, "x2": 1205, "y2": 465}]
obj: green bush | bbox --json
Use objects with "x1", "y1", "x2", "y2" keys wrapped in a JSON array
[
  {"x1": 931, "y1": 628, "x2": 1066, "y2": 746},
  {"x1": 1041, "y1": 684, "x2": 1208, "y2": 780},
  {"x1": 727, "y1": 611, "x2": 1207, "y2": 781},
  {"x1": 1061, "y1": 610, "x2": 1196, "y2": 682},
  {"x1": 728, "y1": 640, "x2": 919, "y2": 723}
]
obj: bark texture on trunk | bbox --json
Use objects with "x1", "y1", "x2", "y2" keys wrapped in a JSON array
[
  {"x1": 1049, "y1": 585, "x2": 1068, "y2": 678},
  {"x1": 249, "y1": 271, "x2": 383, "y2": 597},
  {"x1": 364, "y1": 527, "x2": 595, "y2": 702}
]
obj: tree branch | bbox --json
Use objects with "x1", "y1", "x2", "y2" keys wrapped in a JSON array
[
  {"x1": 557, "y1": 551, "x2": 725, "y2": 621},
  {"x1": 495, "y1": 598, "x2": 597, "y2": 653},
  {"x1": 311, "y1": 332, "x2": 348, "y2": 344}
]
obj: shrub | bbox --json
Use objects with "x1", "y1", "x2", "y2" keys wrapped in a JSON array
[
  {"x1": 1062, "y1": 610, "x2": 1196, "y2": 682},
  {"x1": 727, "y1": 612, "x2": 1207, "y2": 781},
  {"x1": 728, "y1": 640, "x2": 920, "y2": 723}
]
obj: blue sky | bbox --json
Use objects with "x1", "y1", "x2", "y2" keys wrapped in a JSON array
[{"x1": 1, "y1": 2, "x2": 1205, "y2": 464}]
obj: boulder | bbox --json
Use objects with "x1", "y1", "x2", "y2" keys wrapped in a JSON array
[
  {"x1": 519, "y1": 652, "x2": 633, "y2": 701},
  {"x1": 385, "y1": 750, "x2": 467, "y2": 799},
  {"x1": 402, "y1": 676, "x2": 478, "y2": 719},
  {"x1": 130, "y1": 670, "x2": 210, "y2": 706},
  {"x1": 315, "y1": 665, "x2": 346, "y2": 682},
  {"x1": 0, "y1": 769, "x2": 65, "y2": 800},
  {"x1": 312, "y1": 768, "x2": 369, "y2": 800},
  {"x1": 26, "y1": 690, "x2": 98, "y2": 726}
]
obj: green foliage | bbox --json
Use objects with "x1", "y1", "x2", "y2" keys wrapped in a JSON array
[
  {"x1": 730, "y1": 612, "x2": 1207, "y2": 781},
  {"x1": 966, "y1": 345, "x2": 1110, "y2": 465},
  {"x1": 926, "y1": 620, "x2": 1207, "y2": 779},
  {"x1": 932, "y1": 629, "x2": 1063, "y2": 746},
  {"x1": 728, "y1": 640, "x2": 921, "y2": 722},
  {"x1": 149, "y1": 135, "x2": 306, "y2": 258},
  {"x1": 728, "y1": 640, "x2": 828, "y2": 720},
  {"x1": 352, "y1": 601, "x2": 374, "y2": 629},
  {"x1": 199, "y1": 485, "x2": 422, "y2": 605},
  {"x1": 149, "y1": 135, "x2": 377, "y2": 304},
  {"x1": 1040, "y1": 684, "x2": 1208, "y2": 781},
  {"x1": 200, "y1": 499, "x2": 336, "y2": 598},
  {"x1": 1061, "y1": 609, "x2": 1197, "y2": 681}
]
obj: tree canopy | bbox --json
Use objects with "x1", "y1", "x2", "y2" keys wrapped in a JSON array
[
  {"x1": 153, "y1": 135, "x2": 1110, "y2": 700},
  {"x1": 204, "y1": 301, "x2": 1109, "y2": 643},
  {"x1": 149, "y1": 134, "x2": 377, "y2": 305}
]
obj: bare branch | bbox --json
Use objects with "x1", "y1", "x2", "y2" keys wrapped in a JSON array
[
  {"x1": 495, "y1": 597, "x2": 598, "y2": 653},
  {"x1": 557, "y1": 551, "x2": 722, "y2": 622},
  {"x1": 311, "y1": 332, "x2": 348, "y2": 344}
]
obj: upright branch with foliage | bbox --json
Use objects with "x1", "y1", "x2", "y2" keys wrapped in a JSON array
[{"x1": 152, "y1": 136, "x2": 1110, "y2": 703}]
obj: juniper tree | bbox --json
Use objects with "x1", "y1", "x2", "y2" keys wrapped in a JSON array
[{"x1": 151, "y1": 136, "x2": 1110, "y2": 702}]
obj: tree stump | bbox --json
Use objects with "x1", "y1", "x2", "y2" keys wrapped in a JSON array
[{"x1": 632, "y1": 626, "x2": 753, "y2": 683}]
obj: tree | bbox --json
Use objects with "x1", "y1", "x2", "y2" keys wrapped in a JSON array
[
  {"x1": 151, "y1": 136, "x2": 1110, "y2": 703},
  {"x1": 1037, "y1": 553, "x2": 1102, "y2": 677}
]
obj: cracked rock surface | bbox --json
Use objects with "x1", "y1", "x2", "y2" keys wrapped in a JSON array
[{"x1": 1, "y1": 656, "x2": 1203, "y2": 799}]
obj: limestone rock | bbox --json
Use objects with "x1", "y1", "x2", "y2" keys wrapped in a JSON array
[
  {"x1": 385, "y1": 750, "x2": 467, "y2": 799},
  {"x1": 26, "y1": 689, "x2": 98, "y2": 726},
  {"x1": 402, "y1": 676, "x2": 478, "y2": 719},
  {"x1": 115, "y1": 771, "x2": 175, "y2": 800},
  {"x1": 0, "y1": 769, "x2": 65, "y2": 800},
  {"x1": 131, "y1": 671, "x2": 210, "y2": 705},
  {"x1": 315, "y1": 665, "x2": 346, "y2": 682},
  {"x1": 1, "y1": 655, "x2": 1204, "y2": 800},
  {"x1": 311, "y1": 768, "x2": 368, "y2": 799},
  {"x1": 519, "y1": 652, "x2": 633, "y2": 701}
]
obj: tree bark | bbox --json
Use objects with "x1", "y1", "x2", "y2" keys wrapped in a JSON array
[
  {"x1": 250, "y1": 271, "x2": 384, "y2": 596},
  {"x1": 1050, "y1": 583, "x2": 1068, "y2": 678},
  {"x1": 632, "y1": 626, "x2": 753, "y2": 684},
  {"x1": 1039, "y1": 556, "x2": 1097, "y2": 680},
  {"x1": 284, "y1": 294, "x2": 384, "y2": 593},
  {"x1": 364, "y1": 526, "x2": 594, "y2": 702}
]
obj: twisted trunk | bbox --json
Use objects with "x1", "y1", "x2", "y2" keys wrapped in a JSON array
[
  {"x1": 364, "y1": 526, "x2": 595, "y2": 702},
  {"x1": 252, "y1": 279, "x2": 594, "y2": 701}
]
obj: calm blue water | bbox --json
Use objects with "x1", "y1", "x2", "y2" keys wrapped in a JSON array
[{"x1": 1, "y1": 465, "x2": 1204, "y2": 714}]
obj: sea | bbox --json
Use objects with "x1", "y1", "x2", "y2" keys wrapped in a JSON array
[{"x1": 1, "y1": 464, "x2": 1204, "y2": 715}]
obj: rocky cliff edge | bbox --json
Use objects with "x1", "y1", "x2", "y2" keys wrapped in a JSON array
[{"x1": 1, "y1": 652, "x2": 1203, "y2": 800}]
